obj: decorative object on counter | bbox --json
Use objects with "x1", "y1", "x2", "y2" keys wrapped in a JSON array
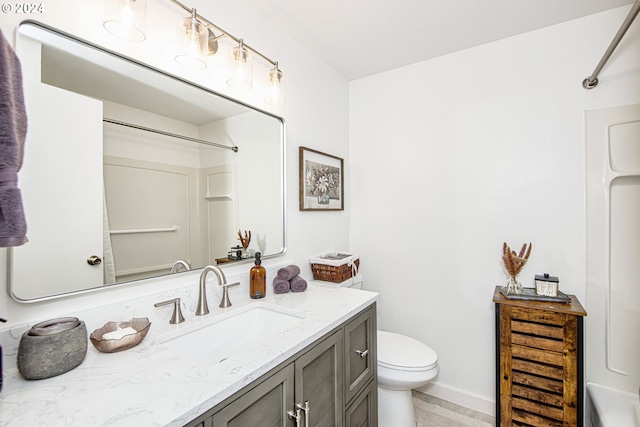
[
  {"x1": 277, "y1": 264, "x2": 301, "y2": 281},
  {"x1": 299, "y1": 147, "x2": 344, "y2": 211},
  {"x1": 238, "y1": 230, "x2": 251, "y2": 257},
  {"x1": 272, "y1": 264, "x2": 307, "y2": 293},
  {"x1": 273, "y1": 277, "x2": 290, "y2": 294},
  {"x1": 90, "y1": 317, "x2": 151, "y2": 353},
  {"x1": 250, "y1": 252, "x2": 266, "y2": 299},
  {"x1": 17, "y1": 317, "x2": 87, "y2": 380},
  {"x1": 535, "y1": 273, "x2": 559, "y2": 297},
  {"x1": 501, "y1": 242, "x2": 532, "y2": 295},
  {"x1": 290, "y1": 276, "x2": 308, "y2": 293},
  {"x1": 310, "y1": 252, "x2": 360, "y2": 283},
  {"x1": 499, "y1": 286, "x2": 571, "y2": 303},
  {"x1": 0, "y1": 317, "x2": 5, "y2": 393}
]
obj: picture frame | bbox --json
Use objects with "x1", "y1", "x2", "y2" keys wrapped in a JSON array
[{"x1": 299, "y1": 146, "x2": 344, "y2": 211}]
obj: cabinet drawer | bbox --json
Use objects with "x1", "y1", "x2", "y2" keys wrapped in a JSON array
[
  {"x1": 345, "y1": 380, "x2": 378, "y2": 427},
  {"x1": 344, "y1": 305, "x2": 376, "y2": 404}
]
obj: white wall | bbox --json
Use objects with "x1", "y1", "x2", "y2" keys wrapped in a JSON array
[
  {"x1": 0, "y1": 0, "x2": 349, "y2": 326},
  {"x1": 349, "y1": 5, "x2": 640, "y2": 415}
]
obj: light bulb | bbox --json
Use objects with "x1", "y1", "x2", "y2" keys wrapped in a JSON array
[
  {"x1": 227, "y1": 39, "x2": 253, "y2": 90},
  {"x1": 103, "y1": 0, "x2": 147, "y2": 42}
]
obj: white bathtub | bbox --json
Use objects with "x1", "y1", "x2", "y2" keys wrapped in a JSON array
[{"x1": 587, "y1": 383, "x2": 640, "y2": 427}]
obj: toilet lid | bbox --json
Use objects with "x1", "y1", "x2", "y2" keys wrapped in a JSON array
[{"x1": 377, "y1": 330, "x2": 438, "y2": 371}]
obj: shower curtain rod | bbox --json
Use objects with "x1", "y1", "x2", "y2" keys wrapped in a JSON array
[
  {"x1": 103, "y1": 118, "x2": 239, "y2": 152},
  {"x1": 583, "y1": 0, "x2": 640, "y2": 89}
]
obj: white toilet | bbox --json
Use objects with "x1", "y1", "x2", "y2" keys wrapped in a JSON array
[
  {"x1": 377, "y1": 330, "x2": 439, "y2": 427},
  {"x1": 342, "y1": 275, "x2": 440, "y2": 427}
]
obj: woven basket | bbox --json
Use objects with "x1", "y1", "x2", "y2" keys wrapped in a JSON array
[{"x1": 310, "y1": 258, "x2": 360, "y2": 283}]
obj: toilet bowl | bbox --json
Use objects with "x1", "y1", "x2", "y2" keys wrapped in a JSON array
[
  {"x1": 338, "y1": 275, "x2": 439, "y2": 427},
  {"x1": 377, "y1": 330, "x2": 439, "y2": 427}
]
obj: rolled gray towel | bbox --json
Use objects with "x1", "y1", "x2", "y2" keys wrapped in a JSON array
[
  {"x1": 272, "y1": 278, "x2": 290, "y2": 294},
  {"x1": 290, "y1": 275, "x2": 307, "y2": 293},
  {"x1": 277, "y1": 265, "x2": 300, "y2": 280}
]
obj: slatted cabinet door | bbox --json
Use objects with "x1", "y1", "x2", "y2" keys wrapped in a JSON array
[
  {"x1": 494, "y1": 287, "x2": 586, "y2": 427},
  {"x1": 212, "y1": 364, "x2": 295, "y2": 427},
  {"x1": 295, "y1": 330, "x2": 344, "y2": 427}
]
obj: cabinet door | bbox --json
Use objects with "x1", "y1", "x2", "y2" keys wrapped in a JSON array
[
  {"x1": 212, "y1": 364, "x2": 295, "y2": 427},
  {"x1": 295, "y1": 330, "x2": 344, "y2": 427},
  {"x1": 344, "y1": 306, "x2": 376, "y2": 404}
]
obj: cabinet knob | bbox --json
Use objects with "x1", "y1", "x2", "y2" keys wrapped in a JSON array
[
  {"x1": 503, "y1": 374, "x2": 509, "y2": 380},
  {"x1": 87, "y1": 255, "x2": 102, "y2": 265},
  {"x1": 355, "y1": 349, "x2": 369, "y2": 358}
]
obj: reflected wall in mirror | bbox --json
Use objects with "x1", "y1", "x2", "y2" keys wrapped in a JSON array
[{"x1": 8, "y1": 22, "x2": 285, "y2": 302}]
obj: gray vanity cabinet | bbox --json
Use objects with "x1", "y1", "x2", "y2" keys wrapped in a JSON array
[{"x1": 186, "y1": 304, "x2": 377, "y2": 427}]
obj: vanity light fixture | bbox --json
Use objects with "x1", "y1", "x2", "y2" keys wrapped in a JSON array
[
  {"x1": 103, "y1": 0, "x2": 147, "y2": 42},
  {"x1": 168, "y1": 0, "x2": 285, "y2": 106},
  {"x1": 174, "y1": 8, "x2": 210, "y2": 69},
  {"x1": 265, "y1": 62, "x2": 285, "y2": 106},
  {"x1": 227, "y1": 39, "x2": 253, "y2": 90}
]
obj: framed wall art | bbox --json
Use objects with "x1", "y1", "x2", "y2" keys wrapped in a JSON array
[{"x1": 299, "y1": 146, "x2": 344, "y2": 211}]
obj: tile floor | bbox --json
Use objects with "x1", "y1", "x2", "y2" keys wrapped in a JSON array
[{"x1": 413, "y1": 392, "x2": 495, "y2": 427}]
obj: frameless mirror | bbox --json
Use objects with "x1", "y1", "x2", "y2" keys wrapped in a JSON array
[{"x1": 8, "y1": 21, "x2": 285, "y2": 302}]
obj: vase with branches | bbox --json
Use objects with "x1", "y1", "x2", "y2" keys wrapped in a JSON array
[{"x1": 502, "y1": 242, "x2": 532, "y2": 295}]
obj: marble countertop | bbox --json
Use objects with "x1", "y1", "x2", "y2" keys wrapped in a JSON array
[{"x1": 0, "y1": 283, "x2": 377, "y2": 426}]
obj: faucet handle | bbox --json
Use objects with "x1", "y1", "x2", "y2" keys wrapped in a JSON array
[
  {"x1": 154, "y1": 298, "x2": 185, "y2": 324},
  {"x1": 219, "y1": 282, "x2": 240, "y2": 308}
]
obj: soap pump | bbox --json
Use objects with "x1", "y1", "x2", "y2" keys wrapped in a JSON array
[{"x1": 250, "y1": 252, "x2": 266, "y2": 299}]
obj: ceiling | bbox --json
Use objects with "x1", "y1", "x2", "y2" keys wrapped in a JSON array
[{"x1": 243, "y1": 0, "x2": 634, "y2": 81}]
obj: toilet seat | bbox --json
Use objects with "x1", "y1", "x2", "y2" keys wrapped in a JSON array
[{"x1": 377, "y1": 330, "x2": 438, "y2": 372}]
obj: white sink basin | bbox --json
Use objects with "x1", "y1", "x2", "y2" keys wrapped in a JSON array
[{"x1": 159, "y1": 303, "x2": 304, "y2": 363}]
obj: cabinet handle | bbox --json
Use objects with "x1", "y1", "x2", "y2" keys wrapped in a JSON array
[
  {"x1": 287, "y1": 407, "x2": 301, "y2": 426},
  {"x1": 355, "y1": 349, "x2": 369, "y2": 358},
  {"x1": 297, "y1": 401, "x2": 309, "y2": 426}
]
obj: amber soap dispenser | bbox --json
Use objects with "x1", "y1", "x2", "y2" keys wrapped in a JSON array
[{"x1": 250, "y1": 252, "x2": 266, "y2": 299}]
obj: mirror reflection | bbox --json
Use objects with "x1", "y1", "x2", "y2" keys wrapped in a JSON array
[{"x1": 9, "y1": 22, "x2": 285, "y2": 302}]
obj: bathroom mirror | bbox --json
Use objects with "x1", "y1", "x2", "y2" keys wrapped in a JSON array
[{"x1": 8, "y1": 21, "x2": 285, "y2": 302}]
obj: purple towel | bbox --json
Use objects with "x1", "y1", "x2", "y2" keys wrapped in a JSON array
[
  {"x1": 290, "y1": 275, "x2": 307, "y2": 293},
  {"x1": 277, "y1": 265, "x2": 300, "y2": 280},
  {"x1": 272, "y1": 278, "x2": 290, "y2": 294},
  {"x1": 0, "y1": 29, "x2": 27, "y2": 247}
]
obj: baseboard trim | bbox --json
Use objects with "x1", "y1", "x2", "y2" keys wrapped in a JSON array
[{"x1": 415, "y1": 382, "x2": 496, "y2": 417}]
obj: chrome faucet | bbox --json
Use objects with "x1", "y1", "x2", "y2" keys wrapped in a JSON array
[
  {"x1": 196, "y1": 265, "x2": 227, "y2": 316},
  {"x1": 171, "y1": 259, "x2": 191, "y2": 273}
]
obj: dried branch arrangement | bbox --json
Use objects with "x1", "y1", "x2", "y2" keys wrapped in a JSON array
[
  {"x1": 238, "y1": 230, "x2": 251, "y2": 251},
  {"x1": 502, "y1": 242, "x2": 532, "y2": 279}
]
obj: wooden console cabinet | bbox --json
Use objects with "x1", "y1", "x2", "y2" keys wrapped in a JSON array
[{"x1": 493, "y1": 287, "x2": 587, "y2": 427}]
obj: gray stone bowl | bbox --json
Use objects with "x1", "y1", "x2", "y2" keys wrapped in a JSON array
[{"x1": 17, "y1": 318, "x2": 87, "y2": 380}]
